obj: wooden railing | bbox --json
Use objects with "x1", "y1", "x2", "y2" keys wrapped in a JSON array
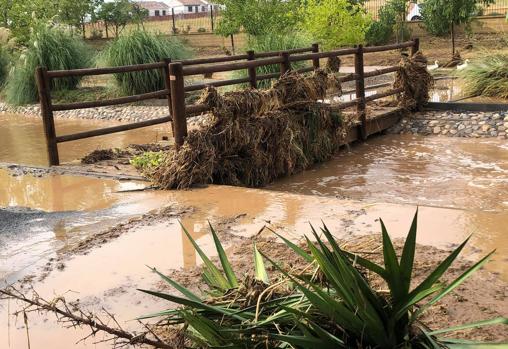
[{"x1": 36, "y1": 39, "x2": 419, "y2": 166}]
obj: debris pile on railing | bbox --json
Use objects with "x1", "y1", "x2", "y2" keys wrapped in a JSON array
[
  {"x1": 145, "y1": 69, "x2": 350, "y2": 189},
  {"x1": 394, "y1": 51, "x2": 434, "y2": 110}
]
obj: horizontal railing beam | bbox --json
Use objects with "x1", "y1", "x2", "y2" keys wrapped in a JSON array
[
  {"x1": 184, "y1": 77, "x2": 250, "y2": 92},
  {"x1": 47, "y1": 62, "x2": 166, "y2": 78},
  {"x1": 52, "y1": 89, "x2": 169, "y2": 111},
  {"x1": 288, "y1": 48, "x2": 359, "y2": 63},
  {"x1": 365, "y1": 87, "x2": 404, "y2": 102},
  {"x1": 363, "y1": 40, "x2": 414, "y2": 53},
  {"x1": 363, "y1": 66, "x2": 399, "y2": 78},
  {"x1": 55, "y1": 116, "x2": 172, "y2": 143},
  {"x1": 182, "y1": 57, "x2": 284, "y2": 76}
]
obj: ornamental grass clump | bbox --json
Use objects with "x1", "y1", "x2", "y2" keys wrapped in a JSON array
[
  {"x1": 0, "y1": 45, "x2": 8, "y2": 88},
  {"x1": 5, "y1": 25, "x2": 91, "y2": 105},
  {"x1": 459, "y1": 54, "x2": 508, "y2": 99},
  {"x1": 99, "y1": 30, "x2": 191, "y2": 95},
  {"x1": 140, "y1": 211, "x2": 508, "y2": 348}
]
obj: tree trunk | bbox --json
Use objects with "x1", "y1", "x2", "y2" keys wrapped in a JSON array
[
  {"x1": 451, "y1": 22, "x2": 455, "y2": 55},
  {"x1": 105, "y1": 22, "x2": 109, "y2": 38}
]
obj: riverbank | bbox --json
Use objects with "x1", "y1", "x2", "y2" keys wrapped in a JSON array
[
  {"x1": 1, "y1": 191, "x2": 507, "y2": 348},
  {"x1": 392, "y1": 110, "x2": 508, "y2": 138}
]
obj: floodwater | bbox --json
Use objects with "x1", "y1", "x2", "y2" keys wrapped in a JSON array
[
  {"x1": 0, "y1": 113, "x2": 172, "y2": 166},
  {"x1": 0, "y1": 113, "x2": 507, "y2": 348}
]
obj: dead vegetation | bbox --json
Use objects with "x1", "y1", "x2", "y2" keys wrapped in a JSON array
[
  {"x1": 394, "y1": 51, "x2": 434, "y2": 110},
  {"x1": 145, "y1": 69, "x2": 351, "y2": 189}
]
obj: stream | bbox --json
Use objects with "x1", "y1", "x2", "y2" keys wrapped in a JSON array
[{"x1": 0, "y1": 112, "x2": 506, "y2": 348}]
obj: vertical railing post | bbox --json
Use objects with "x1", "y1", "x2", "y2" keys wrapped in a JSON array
[
  {"x1": 35, "y1": 67, "x2": 59, "y2": 166},
  {"x1": 247, "y1": 50, "x2": 257, "y2": 89},
  {"x1": 354, "y1": 45, "x2": 367, "y2": 140},
  {"x1": 171, "y1": 8, "x2": 177, "y2": 34},
  {"x1": 411, "y1": 37, "x2": 420, "y2": 56},
  {"x1": 311, "y1": 43, "x2": 320, "y2": 69},
  {"x1": 279, "y1": 51, "x2": 291, "y2": 77},
  {"x1": 163, "y1": 58, "x2": 174, "y2": 134},
  {"x1": 169, "y1": 62, "x2": 187, "y2": 149},
  {"x1": 210, "y1": 5, "x2": 214, "y2": 32}
]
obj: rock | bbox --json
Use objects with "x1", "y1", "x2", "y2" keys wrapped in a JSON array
[
  {"x1": 481, "y1": 124, "x2": 490, "y2": 132},
  {"x1": 433, "y1": 126, "x2": 441, "y2": 134}
]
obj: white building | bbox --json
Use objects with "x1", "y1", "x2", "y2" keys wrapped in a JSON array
[
  {"x1": 166, "y1": 0, "x2": 211, "y2": 14},
  {"x1": 135, "y1": 1, "x2": 171, "y2": 16}
]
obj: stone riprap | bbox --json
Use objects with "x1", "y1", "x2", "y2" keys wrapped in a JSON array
[
  {"x1": 391, "y1": 110, "x2": 508, "y2": 139},
  {"x1": 0, "y1": 102, "x2": 207, "y2": 128}
]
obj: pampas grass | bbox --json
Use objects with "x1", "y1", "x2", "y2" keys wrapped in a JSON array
[
  {"x1": 459, "y1": 54, "x2": 508, "y2": 99},
  {"x1": 5, "y1": 25, "x2": 91, "y2": 105},
  {"x1": 0, "y1": 45, "x2": 8, "y2": 88},
  {"x1": 99, "y1": 30, "x2": 191, "y2": 95}
]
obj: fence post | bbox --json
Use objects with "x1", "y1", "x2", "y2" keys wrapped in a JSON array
[
  {"x1": 171, "y1": 8, "x2": 177, "y2": 34},
  {"x1": 169, "y1": 62, "x2": 187, "y2": 149},
  {"x1": 247, "y1": 50, "x2": 257, "y2": 89},
  {"x1": 279, "y1": 51, "x2": 291, "y2": 77},
  {"x1": 35, "y1": 67, "x2": 59, "y2": 166},
  {"x1": 311, "y1": 43, "x2": 320, "y2": 69},
  {"x1": 163, "y1": 58, "x2": 174, "y2": 135},
  {"x1": 210, "y1": 5, "x2": 214, "y2": 32},
  {"x1": 354, "y1": 45, "x2": 367, "y2": 141},
  {"x1": 411, "y1": 37, "x2": 420, "y2": 56}
]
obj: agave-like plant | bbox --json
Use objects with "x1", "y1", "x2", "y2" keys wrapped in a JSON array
[{"x1": 139, "y1": 211, "x2": 508, "y2": 348}]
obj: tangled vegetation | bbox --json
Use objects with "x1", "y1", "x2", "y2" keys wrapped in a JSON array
[
  {"x1": 4, "y1": 25, "x2": 91, "y2": 105},
  {"x1": 145, "y1": 70, "x2": 347, "y2": 189},
  {"x1": 99, "y1": 30, "x2": 191, "y2": 95},
  {"x1": 459, "y1": 54, "x2": 508, "y2": 99},
  {"x1": 394, "y1": 51, "x2": 434, "y2": 110},
  {"x1": 141, "y1": 211, "x2": 507, "y2": 348}
]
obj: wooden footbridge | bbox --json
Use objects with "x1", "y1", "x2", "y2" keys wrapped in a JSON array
[{"x1": 35, "y1": 39, "x2": 420, "y2": 166}]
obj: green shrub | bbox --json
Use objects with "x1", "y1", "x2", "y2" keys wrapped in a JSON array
[
  {"x1": 141, "y1": 211, "x2": 507, "y2": 348},
  {"x1": 0, "y1": 45, "x2": 9, "y2": 88},
  {"x1": 366, "y1": 0, "x2": 409, "y2": 46},
  {"x1": 130, "y1": 151, "x2": 164, "y2": 170},
  {"x1": 234, "y1": 33, "x2": 311, "y2": 89},
  {"x1": 5, "y1": 26, "x2": 91, "y2": 105},
  {"x1": 459, "y1": 54, "x2": 508, "y2": 99},
  {"x1": 99, "y1": 30, "x2": 191, "y2": 95}
]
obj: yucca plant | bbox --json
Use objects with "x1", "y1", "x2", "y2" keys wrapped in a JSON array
[
  {"x1": 5, "y1": 25, "x2": 91, "y2": 105},
  {"x1": 139, "y1": 212, "x2": 507, "y2": 348},
  {"x1": 99, "y1": 30, "x2": 191, "y2": 96},
  {"x1": 459, "y1": 54, "x2": 508, "y2": 99}
]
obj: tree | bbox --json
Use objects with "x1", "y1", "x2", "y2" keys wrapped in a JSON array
[
  {"x1": 96, "y1": 0, "x2": 132, "y2": 38},
  {"x1": 214, "y1": 0, "x2": 300, "y2": 37},
  {"x1": 421, "y1": 0, "x2": 494, "y2": 54},
  {"x1": 57, "y1": 0, "x2": 103, "y2": 39},
  {"x1": 299, "y1": 0, "x2": 371, "y2": 49}
]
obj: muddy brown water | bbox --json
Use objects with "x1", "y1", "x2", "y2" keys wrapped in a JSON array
[
  {"x1": 0, "y1": 113, "x2": 507, "y2": 348},
  {"x1": 0, "y1": 113, "x2": 172, "y2": 166}
]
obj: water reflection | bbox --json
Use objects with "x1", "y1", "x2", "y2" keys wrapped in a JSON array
[{"x1": 0, "y1": 113, "x2": 171, "y2": 166}]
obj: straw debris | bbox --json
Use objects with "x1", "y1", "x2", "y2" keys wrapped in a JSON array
[
  {"x1": 325, "y1": 56, "x2": 341, "y2": 73},
  {"x1": 146, "y1": 70, "x2": 350, "y2": 189},
  {"x1": 394, "y1": 51, "x2": 434, "y2": 110}
]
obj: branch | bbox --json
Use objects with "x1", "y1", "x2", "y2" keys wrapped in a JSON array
[{"x1": 0, "y1": 287, "x2": 174, "y2": 349}]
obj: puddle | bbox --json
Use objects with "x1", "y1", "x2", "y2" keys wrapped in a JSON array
[
  {"x1": 1, "y1": 188, "x2": 507, "y2": 348},
  {"x1": 431, "y1": 78, "x2": 508, "y2": 104},
  {"x1": 0, "y1": 113, "x2": 172, "y2": 166}
]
